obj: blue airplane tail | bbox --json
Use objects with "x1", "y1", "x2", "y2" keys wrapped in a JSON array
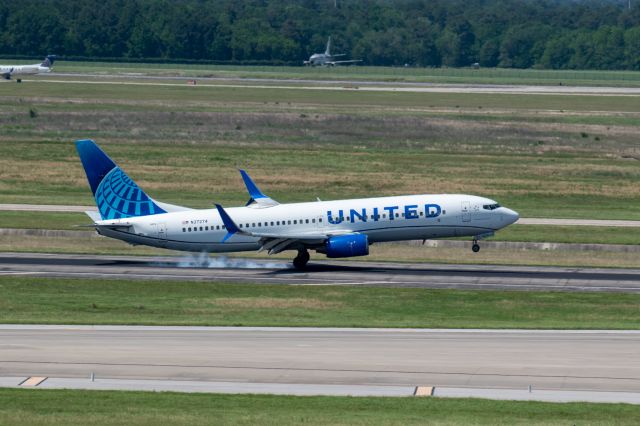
[
  {"x1": 75, "y1": 139, "x2": 166, "y2": 220},
  {"x1": 41, "y1": 55, "x2": 56, "y2": 68}
]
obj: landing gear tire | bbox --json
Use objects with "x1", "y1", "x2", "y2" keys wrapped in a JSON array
[
  {"x1": 472, "y1": 242, "x2": 480, "y2": 253},
  {"x1": 293, "y1": 249, "x2": 310, "y2": 269},
  {"x1": 16, "y1": 78, "x2": 22, "y2": 83}
]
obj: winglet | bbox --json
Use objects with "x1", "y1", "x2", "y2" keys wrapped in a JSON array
[
  {"x1": 239, "y1": 170, "x2": 279, "y2": 207},
  {"x1": 215, "y1": 204, "x2": 242, "y2": 242},
  {"x1": 240, "y1": 170, "x2": 267, "y2": 200}
]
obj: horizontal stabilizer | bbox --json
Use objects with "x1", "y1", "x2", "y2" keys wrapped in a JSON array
[{"x1": 84, "y1": 210, "x2": 101, "y2": 222}]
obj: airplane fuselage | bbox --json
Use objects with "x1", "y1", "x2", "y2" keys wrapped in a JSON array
[
  {"x1": 96, "y1": 193, "x2": 518, "y2": 253},
  {"x1": 0, "y1": 64, "x2": 51, "y2": 78}
]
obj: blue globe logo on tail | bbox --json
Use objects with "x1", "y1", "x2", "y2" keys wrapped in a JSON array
[
  {"x1": 95, "y1": 167, "x2": 165, "y2": 219},
  {"x1": 76, "y1": 139, "x2": 166, "y2": 220}
]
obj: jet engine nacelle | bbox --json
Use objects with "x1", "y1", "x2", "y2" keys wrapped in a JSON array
[{"x1": 325, "y1": 234, "x2": 369, "y2": 258}]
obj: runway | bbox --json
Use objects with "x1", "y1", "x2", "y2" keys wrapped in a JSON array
[
  {"x1": 1, "y1": 252, "x2": 640, "y2": 292},
  {"x1": 38, "y1": 72, "x2": 640, "y2": 96},
  {"x1": 1, "y1": 325, "x2": 639, "y2": 401}
]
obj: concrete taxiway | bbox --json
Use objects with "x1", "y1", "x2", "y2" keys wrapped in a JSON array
[
  {"x1": 36, "y1": 73, "x2": 640, "y2": 96},
  {"x1": 2, "y1": 252, "x2": 640, "y2": 292},
  {"x1": 1, "y1": 326, "x2": 639, "y2": 403}
]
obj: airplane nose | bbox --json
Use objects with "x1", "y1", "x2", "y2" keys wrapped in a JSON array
[{"x1": 503, "y1": 208, "x2": 519, "y2": 225}]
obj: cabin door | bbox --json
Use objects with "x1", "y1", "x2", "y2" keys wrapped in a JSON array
[{"x1": 461, "y1": 201, "x2": 471, "y2": 222}]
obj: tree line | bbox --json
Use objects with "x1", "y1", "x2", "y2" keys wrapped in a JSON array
[{"x1": 0, "y1": 0, "x2": 639, "y2": 70}]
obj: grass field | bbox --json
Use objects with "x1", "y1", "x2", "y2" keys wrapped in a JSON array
[
  {"x1": 2, "y1": 276, "x2": 639, "y2": 329},
  {"x1": 1, "y1": 68, "x2": 639, "y2": 263},
  {"x1": 3, "y1": 388, "x2": 640, "y2": 426},
  {"x1": 0, "y1": 81, "x2": 638, "y2": 220}
]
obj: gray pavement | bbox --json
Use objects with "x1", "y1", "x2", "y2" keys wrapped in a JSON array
[
  {"x1": 36, "y1": 74, "x2": 640, "y2": 96},
  {"x1": 1, "y1": 326, "x2": 639, "y2": 403},
  {"x1": 5, "y1": 375, "x2": 640, "y2": 403},
  {"x1": 1, "y1": 252, "x2": 639, "y2": 292}
]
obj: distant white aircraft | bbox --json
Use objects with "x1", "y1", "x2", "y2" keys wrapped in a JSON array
[
  {"x1": 304, "y1": 37, "x2": 361, "y2": 66},
  {"x1": 76, "y1": 140, "x2": 519, "y2": 269},
  {"x1": 1, "y1": 55, "x2": 56, "y2": 82}
]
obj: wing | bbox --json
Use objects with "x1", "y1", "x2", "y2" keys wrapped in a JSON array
[
  {"x1": 330, "y1": 59, "x2": 362, "y2": 65},
  {"x1": 215, "y1": 204, "x2": 351, "y2": 254}
]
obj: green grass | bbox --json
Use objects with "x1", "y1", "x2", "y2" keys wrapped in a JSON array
[
  {"x1": 5, "y1": 79, "x2": 640, "y2": 112},
  {"x1": 1, "y1": 139, "x2": 639, "y2": 219},
  {"x1": 3, "y1": 388, "x2": 640, "y2": 426},
  {"x1": 492, "y1": 225, "x2": 640, "y2": 245},
  {"x1": 3, "y1": 211, "x2": 640, "y2": 246},
  {"x1": 0, "y1": 212, "x2": 89, "y2": 230},
  {"x1": 1, "y1": 277, "x2": 640, "y2": 329},
  {"x1": 1, "y1": 74, "x2": 638, "y2": 222}
]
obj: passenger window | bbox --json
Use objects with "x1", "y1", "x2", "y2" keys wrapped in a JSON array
[
  {"x1": 319, "y1": 218, "x2": 322, "y2": 223},
  {"x1": 182, "y1": 228, "x2": 186, "y2": 232},
  {"x1": 305, "y1": 219, "x2": 309, "y2": 224},
  {"x1": 222, "y1": 225, "x2": 226, "y2": 230},
  {"x1": 188, "y1": 227, "x2": 192, "y2": 232},
  {"x1": 252, "y1": 223, "x2": 256, "y2": 227},
  {"x1": 402, "y1": 213, "x2": 405, "y2": 217},
  {"x1": 271, "y1": 221, "x2": 274, "y2": 226},
  {"x1": 294, "y1": 220, "x2": 297, "y2": 224},
  {"x1": 239, "y1": 224, "x2": 243, "y2": 228},
  {"x1": 395, "y1": 213, "x2": 399, "y2": 218},
  {"x1": 420, "y1": 211, "x2": 424, "y2": 216},
  {"x1": 383, "y1": 214, "x2": 387, "y2": 219},
  {"x1": 288, "y1": 220, "x2": 291, "y2": 225},
  {"x1": 443, "y1": 210, "x2": 446, "y2": 215},
  {"x1": 205, "y1": 226, "x2": 208, "y2": 231},
  {"x1": 217, "y1": 225, "x2": 220, "y2": 230},
  {"x1": 312, "y1": 219, "x2": 316, "y2": 223},
  {"x1": 258, "y1": 223, "x2": 261, "y2": 227}
]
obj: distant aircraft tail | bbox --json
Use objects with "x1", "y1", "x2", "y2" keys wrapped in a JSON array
[
  {"x1": 41, "y1": 55, "x2": 56, "y2": 68},
  {"x1": 75, "y1": 139, "x2": 168, "y2": 220},
  {"x1": 325, "y1": 37, "x2": 332, "y2": 56}
]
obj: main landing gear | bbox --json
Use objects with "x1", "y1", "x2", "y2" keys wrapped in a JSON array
[
  {"x1": 293, "y1": 249, "x2": 310, "y2": 269},
  {"x1": 472, "y1": 239, "x2": 480, "y2": 253}
]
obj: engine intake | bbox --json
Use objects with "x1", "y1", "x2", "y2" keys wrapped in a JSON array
[{"x1": 325, "y1": 234, "x2": 369, "y2": 258}]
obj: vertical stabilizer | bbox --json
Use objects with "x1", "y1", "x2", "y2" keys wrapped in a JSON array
[
  {"x1": 75, "y1": 139, "x2": 166, "y2": 220},
  {"x1": 41, "y1": 55, "x2": 56, "y2": 68}
]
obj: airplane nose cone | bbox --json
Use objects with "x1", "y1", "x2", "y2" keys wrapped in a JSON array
[{"x1": 503, "y1": 208, "x2": 519, "y2": 225}]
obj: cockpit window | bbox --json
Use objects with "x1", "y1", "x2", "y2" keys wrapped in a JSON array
[{"x1": 482, "y1": 203, "x2": 501, "y2": 210}]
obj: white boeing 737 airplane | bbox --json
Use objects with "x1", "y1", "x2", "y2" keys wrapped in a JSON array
[
  {"x1": 1, "y1": 55, "x2": 56, "y2": 82},
  {"x1": 76, "y1": 140, "x2": 519, "y2": 268}
]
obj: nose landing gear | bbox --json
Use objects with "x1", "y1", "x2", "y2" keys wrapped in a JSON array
[
  {"x1": 471, "y1": 231, "x2": 494, "y2": 253},
  {"x1": 293, "y1": 249, "x2": 310, "y2": 269}
]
